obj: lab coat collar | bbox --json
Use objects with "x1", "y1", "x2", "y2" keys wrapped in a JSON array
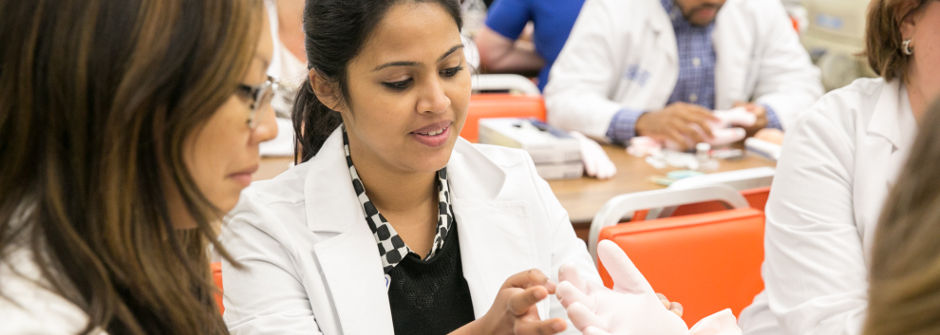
[
  {"x1": 447, "y1": 138, "x2": 507, "y2": 201},
  {"x1": 301, "y1": 127, "x2": 394, "y2": 333},
  {"x1": 646, "y1": 0, "x2": 678, "y2": 64},
  {"x1": 448, "y1": 141, "x2": 545, "y2": 319},
  {"x1": 867, "y1": 80, "x2": 916, "y2": 151},
  {"x1": 302, "y1": 128, "x2": 364, "y2": 234}
]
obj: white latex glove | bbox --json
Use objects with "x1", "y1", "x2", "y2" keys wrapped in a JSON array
[
  {"x1": 712, "y1": 107, "x2": 756, "y2": 128},
  {"x1": 570, "y1": 131, "x2": 616, "y2": 179},
  {"x1": 556, "y1": 240, "x2": 742, "y2": 335}
]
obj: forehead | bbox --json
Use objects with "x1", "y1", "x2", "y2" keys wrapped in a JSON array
[{"x1": 353, "y1": 2, "x2": 462, "y2": 66}]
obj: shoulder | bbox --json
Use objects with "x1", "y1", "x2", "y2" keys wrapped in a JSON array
[
  {"x1": 0, "y1": 249, "x2": 102, "y2": 334},
  {"x1": 226, "y1": 162, "x2": 311, "y2": 236},
  {"x1": 797, "y1": 77, "x2": 889, "y2": 132}
]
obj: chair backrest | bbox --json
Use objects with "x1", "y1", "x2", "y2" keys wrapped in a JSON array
[
  {"x1": 212, "y1": 262, "x2": 224, "y2": 314},
  {"x1": 588, "y1": 184, "x2": 749, "y2": 258},
  {"x1": 461, "y1": 94, "x2": 546, "y2": 142},
  {"x1": 470, "y1": 74, "x2": 541, "y2": 95},
  {"x1": 597, "y1": 207, "x2": 765, "y2": 327},
  {"x1": 633, "y1": 167, "x2": 775, "y2": 220}
]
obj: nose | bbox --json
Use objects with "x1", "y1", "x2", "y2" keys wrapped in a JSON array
[
  {"x1": 250, "y1": 104, "x2": 279, "y2": 144},
  {"x1": 416, "y1": 77, "x2": 451, "y2": 115}
]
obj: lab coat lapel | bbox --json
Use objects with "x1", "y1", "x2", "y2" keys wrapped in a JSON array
[
  {"x1": 648, "y1": 3, "x2": 677, "y2": 65},
  {"x1": 303, "y1": 129, "x2": 394, "y2": 334},
  {"x1": 712, "y1": 5, "x2": 751, "y2": 109},
  {"x1": 448, "y1": 140, "x2": 541, "y2": 319},
  {"x1": 855, "y1": 81, "x2": 916, "y2": 258}
]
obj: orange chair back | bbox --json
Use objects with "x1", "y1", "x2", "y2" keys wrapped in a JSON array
[
  {"x1": 212, "y1": 262, "x2": 224, "y2": 314},
  {"x1": 460, "y1": 94, "x2": 546, "y2": 142},
  {"x1": 632, "y1": 186, "x2": 771, "y2": 221},
  {"x1": 597, "y1": 208, "x2": 765, "y2": 326}
]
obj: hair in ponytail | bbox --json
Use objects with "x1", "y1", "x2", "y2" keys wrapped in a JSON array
[{"x1": 292, "y1": 0, "x2": 462, "y2": 163}]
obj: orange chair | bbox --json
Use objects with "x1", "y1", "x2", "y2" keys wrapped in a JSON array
[
  {"x1": 588, "y1": 185, "x2": 763, "y2": 326},
  {"x1": 212, "y1": 262, "x2": 224, "y2": 314},
  {"x1": 460, "y1": 94, "x2": 546, "y2": 143},
  {"x1": 597, "y1": 208, "x2": 765, "y2": 327}
]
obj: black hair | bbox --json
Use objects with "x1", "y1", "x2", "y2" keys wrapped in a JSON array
[{"x1": 292, "y1": 0, "x2": 463, "y2": 162}]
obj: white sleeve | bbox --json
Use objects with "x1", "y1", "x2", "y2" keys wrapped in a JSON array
[
  {"x1": 221, "y1": 200, "x2": 323, "y2": 335},
  {"x1": 761, "y1": 96, "x2": 866, "y2": 335},
  {"x1": 750, "y1": 0, "x2": 823, "y2": 130},
  {"x1": 543, "y1": 0, "x2": 626, "y2": 139}
]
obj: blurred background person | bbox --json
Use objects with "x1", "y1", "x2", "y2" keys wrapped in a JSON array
[
  {"x1": 544, "y1": 0, "x2": 822, "y2": 151},
  {"x1": 475, "y1": 0, "x2": 586, "y2": 91},
  {"x1": 864, "y1": 99, "x2": 940, "y2": 335}
]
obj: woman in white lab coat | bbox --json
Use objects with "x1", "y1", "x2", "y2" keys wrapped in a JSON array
[
  {"x1": 219, "y1": 0, "x2": 598, "y2": 334},
  {"x1": 738, "y1": 1, "x2": 940, "y2": 334},
  {"x1": 543, "y1": 0, "x2": 822, "y2": 139}
]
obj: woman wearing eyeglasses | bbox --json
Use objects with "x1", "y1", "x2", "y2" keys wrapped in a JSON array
[
  {"x1": 0, "y1": 0, "x2": 277, "y2": 333},
  {"x1": 219, "y1": 0, "x2": 598, "y2": 334}
]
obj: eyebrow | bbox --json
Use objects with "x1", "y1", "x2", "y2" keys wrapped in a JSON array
[{"x1": 371, "y1": 44, "x2": 465, "y2": 72}]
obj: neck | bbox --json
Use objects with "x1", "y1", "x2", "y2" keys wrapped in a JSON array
[
  {"x1": 905, "y1": 73, "x2": 927, "y2": 124},
  {"x1": 349, "y1": 147, "x2": 437, "y2": 216}
]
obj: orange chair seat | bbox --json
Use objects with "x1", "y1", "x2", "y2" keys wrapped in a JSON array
[{"x1": 597, "y1": 208, "x2": 765, "y2": 326}]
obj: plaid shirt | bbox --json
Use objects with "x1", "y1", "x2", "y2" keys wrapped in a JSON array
[{"x1": 606, "y1": 0, "x2": 782, "y2": 144}]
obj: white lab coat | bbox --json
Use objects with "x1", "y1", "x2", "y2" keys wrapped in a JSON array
[
  {"x1": 220, "y1": 128, "x2": 599, "y2": 335},
  {"x1": 737, "y1": 78, "x2": 918, "y2": 335},
  {"x1": 0, "y1": 247, "x2": 107, "y2": 335},
  {"x1": 543, "y1": 0, "x2": 822, "y2": 140}
]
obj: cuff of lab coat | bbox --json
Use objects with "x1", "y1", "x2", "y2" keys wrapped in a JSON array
[{"x1": 606, "y1": 108, "x2": 647, "y2": 145}]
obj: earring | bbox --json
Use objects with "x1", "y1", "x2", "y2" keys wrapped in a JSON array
[{"x1": 902, "y1": 39, "x2": 914, "y2": 56}]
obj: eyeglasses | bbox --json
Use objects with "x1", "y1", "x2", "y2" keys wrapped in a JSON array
[{"x1": 236, "y1": 76, "x2": 280, "y2": 129}]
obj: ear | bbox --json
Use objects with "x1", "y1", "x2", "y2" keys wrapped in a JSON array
[
  {"x1": 898, "y1": 0, "x2": 922, "y2": 40},
  {"x1": 309, "y1": 69, "x2": 346, "y2": 113}
]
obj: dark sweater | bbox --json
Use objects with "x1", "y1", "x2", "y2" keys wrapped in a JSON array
[{"x1": 387, "y1": 226, "x2": 475, "y2": 334}]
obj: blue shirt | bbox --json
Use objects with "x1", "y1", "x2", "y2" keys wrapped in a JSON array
[
  {"x1": 485, "y1": 0, "x2": 586, "y2": 91},
  {"x1": 606, "y1": 0, "x2": 782, "y2": 144}
]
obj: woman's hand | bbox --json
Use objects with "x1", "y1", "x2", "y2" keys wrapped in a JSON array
[{"x1": 452, "y1": 269, "x2": 567, "y2": 335}]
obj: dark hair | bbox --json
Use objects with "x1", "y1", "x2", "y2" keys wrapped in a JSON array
[
  {"x1": 0, "y1": 0, "x2": 261, "y2": 333},
  {"x1": 864, "y1": 99, "x2": 940, "y2": 335},
  {"x1": 292, "y1": 0, "x2": 462, "y2": 162},
  {"x1": 864, "y1": 0, "x2": 933, "y2": 81}
]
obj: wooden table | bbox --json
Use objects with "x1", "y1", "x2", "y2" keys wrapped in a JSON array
[
  {"x1": 255, "y1": 146, "x2": 776, "y2": 241},
  {"x1": 548, "y1": 146, "x2": 776, "y2": 224}
]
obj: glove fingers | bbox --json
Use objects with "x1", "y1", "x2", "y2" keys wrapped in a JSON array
[
  {"x1": 556, "y1": 281, "x2": 592, "y2": 309},
  {"x1": 566, "y1": 302, "x2": 606, "y2": 332},
  {"x1": 597, "y1": 240, "x2": 655, "y2": 294}
]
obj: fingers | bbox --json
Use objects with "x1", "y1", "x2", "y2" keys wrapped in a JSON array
[
  {"x1": 509, "y1": 286, "x2": 550, "y2": 316},
  {"x1": 597, "y1": 240, "x2": 654, "y2": 294},
  {"x1": 566, "y1": 302, "x2": 606, "y2": 331},
  {"x1": 558, "y1": 264, "x2": 588, "y2": 294},
  {"x1": 503, "y1": 269, "x2": 554, "y2": 293},
  {"x1": 657, "y1": 293, "x2": 671, "y2": 309},
  {"x1": 670, "y1": 301, "x2": 684, "y2": 317},
  {"x1": 657, "y1": 293, "x2": 684, "y2": 316},
  {"x1": 556, "y1": 281, "x2": 592, "y2": 309},
  {"x1": 513, "y1": 317, "x2": 567, "y2": 335},
  {"x1": 679, "y1": 108, "x2": 716, "y2": 139}
]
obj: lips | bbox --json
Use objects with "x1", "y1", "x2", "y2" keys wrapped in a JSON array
[
  {"x1": 228, "y1": 164, "x2": 259, "y2": 187},
  {"x1": 410, "y1": 120, "x2": 453, "y2": 147}
]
